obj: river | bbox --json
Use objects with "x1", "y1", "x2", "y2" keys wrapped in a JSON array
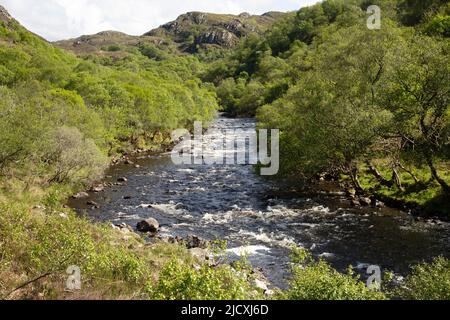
[{"x1": 68, "y1": 117, "x2": 450, "y2": 288}]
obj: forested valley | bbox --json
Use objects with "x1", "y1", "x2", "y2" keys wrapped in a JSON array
[
  {"x1": 208, "y1": 0, "x2": 450, "y2": 217},
  {"x1": 0, "y1": 0, "x2": 449, "y2": 300}
]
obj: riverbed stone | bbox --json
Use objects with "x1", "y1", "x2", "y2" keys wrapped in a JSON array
[
  {"x1": 359, "y1": 197, "x2": 372, "y2": 206},
  {"x1": 137, "y1": 218, "x2": 160, "y2": 233},
  {"x1": 72, "y1": 192, "x2": 89, "y2": 199},
  {"x1": 90, "y1": 185, "x2": 104, "y2": 193},
  {"x1": 185, "y1": 235, "x2": 209, "y2": 249},
  {"x1": 253, "y1": 279, "x2": 269, "y2": 292},
  {"x1": 86, "y1": 200, "x2": 99, "y2": 207},
  {"x1": 189, "y1": 248, "x2": 210, "y2": 261},
  {"x1": 346, "y1": 188, "x2": 357, "y2": 197},
  {"x1": 350, "y1": 199, "x2": 360, "y2": 207}
]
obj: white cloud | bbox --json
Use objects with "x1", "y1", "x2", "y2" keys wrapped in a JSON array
[{"x1": 0, "y1": 0, "x2": 320, "y2": 41}]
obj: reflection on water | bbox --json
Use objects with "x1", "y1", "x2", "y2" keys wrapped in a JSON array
[{"x1": 69, "y1": 118, "x2": 450, "y2": 288}]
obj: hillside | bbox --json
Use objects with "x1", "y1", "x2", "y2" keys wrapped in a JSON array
[
  {"x1": 145, "y1": 11, "x2": 285, "y2": 52},
  {"x1": 207, "y1": 0, "x2": 450, "y2": 216},
  {"x1": 55, "y1": 30, "x2": 180, "y2": 60},
  {"x1": 1, "y1": 1, "x2": 450, "y2": 301},
  {"x1": 55, "y1": 11, "x2": 285, "y2": 58}
]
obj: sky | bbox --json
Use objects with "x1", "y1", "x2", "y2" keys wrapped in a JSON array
[{"x1": 0, "y1": 0, "x2": 320, "y2": 41}]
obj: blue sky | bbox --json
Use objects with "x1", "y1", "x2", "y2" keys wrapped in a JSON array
[{"x1": 0, "y1": 0, "x2": 320, "y2": 41}]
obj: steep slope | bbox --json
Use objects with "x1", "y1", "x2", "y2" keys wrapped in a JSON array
[
  {"x1": 55, "y1": 11, "x2": 286, "y2": 57},
  {"x1": 0, "y1": 5, "x2": 14, "y2": 22},
  {"x1": 146, "y1": 11, "x2": 285, "y2": 52}
]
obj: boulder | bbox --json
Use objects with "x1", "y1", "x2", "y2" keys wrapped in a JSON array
[
  {"x1": 189, "y1": 248, "x2": 210, "y2": 261},
  {"x1": 346, "y1": 188, "x2": 357, "y2": 197},
  {"x1": 72, "y1": 192, "x2": 89, "y2": 199},
  {"x1": 86, "y1": 200, "x2": 98, "y2": 207},
  {"x1": 350, "y1": 199, "x2": 360, "y2": 207},
  {"x1": 137, "y1": 218, "x2": 160, "y2": 233},
  {"x1": 359, "y1": 197, "x2": 372, "y2": 207},
  {"x1": 90, "y1": 185, "x2": 104, "y2": 193},
  {"x1": 185, "y1": 235, "x2": 209, "y2": 249},
  {"x1": 254, "y1": 279, "x2": 269, "y2": 292}
]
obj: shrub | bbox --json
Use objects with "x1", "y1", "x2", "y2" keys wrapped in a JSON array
[
  {"x1": 396, "y1": 257, "x2": 450, "y2": 300},
  {"x1": 146, "y1": 256, "x2": 263, "y2": 300},
  {"x1": 0, "y1": 201, "x2": 151, "y2": 299},
  {"x1": 45, "y1": 126, "x2": 108, "y2": 184},
  {"x1": 281, "y1": 248, "x2": 386, "y2": 300}
]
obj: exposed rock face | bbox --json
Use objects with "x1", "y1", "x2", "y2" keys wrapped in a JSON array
[
  {"x1": 195, "y1": 28, "x2": 237, "y2": 48},
  {"x1": 145, "y1": 11, "x2": 285, "y2": 52},
  {"x1": 239, "y1": 12, "x2": 251, "y2": 19},
  {"x1": 56, "y1": 10, "x2": 285, "y2": 56},
  {"x1": 0, "y1": 5, "x2": 14, "y2": 23}
]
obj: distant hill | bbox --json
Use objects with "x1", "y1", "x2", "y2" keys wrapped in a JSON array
[
  {"x1": 145, "y1": 11, "x2": 285, "y2": 52},
  {"x1": 54, "y1": 11, "x2": 286, "y2": 57},
  {"x1": 54, "y1": 30, "x2": 179, "y2": 60},
  {"x1": 0, "y1": 5, "x2": 14, "y2": 23}
]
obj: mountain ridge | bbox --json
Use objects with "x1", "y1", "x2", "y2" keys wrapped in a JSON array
[{"x1": 54, "y1": 10, "x2": 286, "y2": 56}]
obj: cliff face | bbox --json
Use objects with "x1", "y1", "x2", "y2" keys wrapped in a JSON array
[{"x1": 146, "y1": 11, "x2": 285, "y2": 52}]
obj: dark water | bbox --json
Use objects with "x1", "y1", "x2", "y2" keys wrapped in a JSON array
[{"x1": 69, "y1": 117, "x2": 450, "y2": 288}]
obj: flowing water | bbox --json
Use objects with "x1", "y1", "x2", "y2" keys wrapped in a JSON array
[{"x1": 69, "y1": 117, "x2": 450, "y2": 288}]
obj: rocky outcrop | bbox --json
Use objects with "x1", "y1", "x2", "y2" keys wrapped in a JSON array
[
  {"x1": 144, "y1": 11, "x2": 285, "y2": 52},
  {"x1": 0, "y1": 5, "x2": 14, "y2": 23},
  {"x1": 195, "y1": 28, "x2": 237, "y2": 48},
  {"x1": 156, "y1": 234, "x2": 210, "y2": 249}
]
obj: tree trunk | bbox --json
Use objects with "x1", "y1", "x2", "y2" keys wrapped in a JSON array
[
  {"x1": 426, "y1": 154, "x2": 450, "y2": 194},
  {"x1": 349, "y1": 166, "x2": 364, "y2": 193},
  {"x1": 398, "y1": 162, "x2": 420, "y2": 184},
  {"x1": 392, "y1": 167, "x2": 405, "y2": 191},
  {"x1": 366, "y1": 161, "x2": 391, "y2": 186}
]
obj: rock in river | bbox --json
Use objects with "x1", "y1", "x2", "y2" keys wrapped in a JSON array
[
  {"x1": 72, "y1": 192, "x2": 89, "y2": 199},
  {"x1": 137, "y1": 218, "x2": 160, "y2": 233}
]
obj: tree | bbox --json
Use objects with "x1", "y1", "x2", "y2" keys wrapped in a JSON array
[
  {"x1": 381, "y1": 35, "x2": 450, "y2": 193},
  {"x1": 45, "y1": 127, "x2": 108, "y2": 184}
]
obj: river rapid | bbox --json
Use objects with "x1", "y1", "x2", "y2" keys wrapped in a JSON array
[{"x1": 69, "y1": 117, "x2": 450, "y2": 288}]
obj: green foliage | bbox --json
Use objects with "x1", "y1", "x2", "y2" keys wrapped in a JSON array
[
  {"x1": 395, "y1": 257, "x2": 450, "y2": 300},
  {"x1": 146, "y1": 256, "x2": 262, "y2": 300},
  {"x1": 138, "y1": 43, "x2": 169, "y2": 61},
  {"x1": 281, "y1": 248, "x2": 386, "y2": 300},
  {"x1": 207, "y1": 0, "x2": 450, "y2": 207},
  {"x1": 0, "y1": 200, "x2": 150, "y2": 298},
  {"x1": 0, "y1": 18, "x2": 219, "y2": 188},
  {"x1": 398, "y1": 0, "x2": 449, "y2": 26},
  {"x1": 45, "y1": 127, "x2": 108, "y2": 184},
  {"x1": 424, "y1": 15, "x2": 450, "y2": 36}
]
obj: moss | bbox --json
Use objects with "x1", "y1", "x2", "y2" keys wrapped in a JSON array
[{"x1": 357, "y1": 161, "x2": 450, "y2": 218}]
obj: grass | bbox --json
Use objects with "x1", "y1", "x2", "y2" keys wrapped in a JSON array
[
  {"x1": 0, "y1": 172, "x2": 448, "y2": 300},
  {"x1": 357, "y1": 160, "x2": 450, "y2": 218},
  {"x1": 0, "y1": 176, "x2": 191, "y2": 300}
]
